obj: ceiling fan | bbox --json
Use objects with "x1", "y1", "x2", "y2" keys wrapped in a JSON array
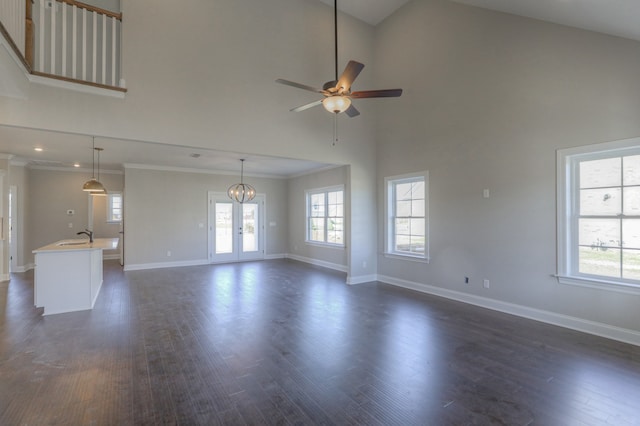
[{"x1": 275, "y1": 0, "x2": 402, "y2": 118}]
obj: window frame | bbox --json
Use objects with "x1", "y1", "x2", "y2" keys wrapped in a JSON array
[
  {"x1": 557, "y1": 137, "x2": 640, "y2": 294},
  {"x1": 106, "y1": 192, "x2": 123, "y2": 223},
  {"x1": 384, "y1": 171, "x2": 429, "y2": 262},
  {"x1": 305, "y1": 185, "x2": 345, "y2": 248}
]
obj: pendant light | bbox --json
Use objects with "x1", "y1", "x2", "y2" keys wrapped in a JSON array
[
  {"x1": 82, "y1": 137, "x2": 107, "y2": 195},
  {"x1": 227, "y1": 159, "x2": 256, "y2": 203}
]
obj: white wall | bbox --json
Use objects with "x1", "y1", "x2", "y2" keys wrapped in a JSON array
[
  {"x1": 124, "y1": 166, "x2": 288, "y2": 268},
  {"x1": 374, "y1": 0, "x2": 640, "y2": 333},
  {"x1": 287, "y1": 165, "x2": 348, "y2": 269}
]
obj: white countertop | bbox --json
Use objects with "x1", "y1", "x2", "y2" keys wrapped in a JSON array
[{"x1": 33, "y1": 238, "x2": 119, "y2": 253}]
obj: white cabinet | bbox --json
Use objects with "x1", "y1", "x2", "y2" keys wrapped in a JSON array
[{"x1": 33, "y1": 238, "x2": 118, "y2": 315}]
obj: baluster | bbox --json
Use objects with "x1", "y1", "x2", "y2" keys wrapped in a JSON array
[
  {"x1": 61, "y1": 1, "x2": 67, "y2": 76},
  {"x1": 50, "y1": 0, "x2": 55, "y2": 74},
  {"x1": 72, "y1": 4, "x2": 77, "y2": 79},
  {"x1": 38, "y1": 0, "x2": 44, "y2": 72},
  {"x1": 111, "y1": 17, "x2": 116, "y2": 86},
  {"x1": 92, "y1": 10, "x2": 97, "y2": 83},
  {"x1": 102, "y1": 13, "x2": 106, "y2": 84}
]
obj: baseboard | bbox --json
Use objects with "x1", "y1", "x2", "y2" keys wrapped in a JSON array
[
  {"x1": 378, "y1": 275, "x2": 640, "y2": 347},
  {"x1": 285, "y1": 253, "x2": 348, "y2": 273},
  {"x1": 346, "y1": 274, "x2": 377, "y2": 285},
  {"x1": 11, "y1": 263, "x2": 35, "y2": 273},
  {"x1": 103, "y1": 254, "x2": 120, "y2": 260},
  {"x1": 265, "y1": 254, "x2": 286, "y2": 260},
  {"x1": 124, "y1": 259, "x2": 209, "y2": 272},
  {"x1": 0, "y1": 273, "x2": 9, "y2": 282}
]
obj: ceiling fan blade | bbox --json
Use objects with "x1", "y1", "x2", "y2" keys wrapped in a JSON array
[
  {"x1": 276, "y1": 79, "x2": 326, "y2": 94},
  {"x1": 291, "y1": 100, "x2": 323, "y2": 112},
  {"x1": 335, "y1": 60, "x2": 364, "y2": 93},
  {"x1": 345, "y1": 104, "x2": 360, "y2": 118},
  {"x1": 351, "y1": 89, "x2": 403, "y2": 98}
]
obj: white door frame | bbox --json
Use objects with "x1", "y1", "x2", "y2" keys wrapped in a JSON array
[
  {"x1": 207, "y1": 192, "x2": 265, "y2": 263},
  {"x1": 9, "y1": 185, "x2": 17, "y2": 273}
]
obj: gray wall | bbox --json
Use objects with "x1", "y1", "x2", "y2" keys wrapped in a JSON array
[
  {"x1": 287, "y1": 165, "x2": 349, "y2": 268},
  {"x1": 0, "y1": 0, "x2": 379, "y2": 282},
  {"x1": 374, "y1": 0, "x2": 640, "y2": 331},
  {"x1": 27, "y1": 168, "x2": 123, "y2": 264},
  {"x1": 124, "y1": 167, "x2": 288, "y2": 267}
]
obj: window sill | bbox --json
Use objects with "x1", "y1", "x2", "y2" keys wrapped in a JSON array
[
  {"x1": 384, "y1": 252, "x2": 429, "y2": 263},
  {"x1": 305, "y1": 241, "x2": 345, "y2": 250},
  {"x1": 555, "y1": 274, "x2": 640, "y2": 295}
]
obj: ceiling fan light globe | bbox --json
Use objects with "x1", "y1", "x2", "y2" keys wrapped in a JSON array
[{"x1": 322, "y1": 96, "x2": 351, "y2": 114}]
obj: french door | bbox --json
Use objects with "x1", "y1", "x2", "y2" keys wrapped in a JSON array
[{"x1": 208, "y1": 192, "x2": 264, "y2": 263}]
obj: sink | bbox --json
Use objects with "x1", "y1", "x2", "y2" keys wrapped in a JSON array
[{"x1": 57, "y1": 240, "x2": 89, "y2": 246}]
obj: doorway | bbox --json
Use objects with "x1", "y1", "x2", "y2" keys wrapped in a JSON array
[{"x1": 208, "y1": 192, "x2": 264, "y2": 263}]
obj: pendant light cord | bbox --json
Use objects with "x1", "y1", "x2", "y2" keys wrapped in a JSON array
[{"x1": 91, "y1": 137, "x2": 96, "y2": 178}]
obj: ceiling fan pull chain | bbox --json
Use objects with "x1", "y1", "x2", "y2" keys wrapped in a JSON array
[{"x1": 333, "y1": 113, "x2": 338, "y2": 146}]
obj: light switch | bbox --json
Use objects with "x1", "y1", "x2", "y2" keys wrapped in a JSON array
[{"x1": 483, "y1": 189, "x2": 490, "y2": 198}]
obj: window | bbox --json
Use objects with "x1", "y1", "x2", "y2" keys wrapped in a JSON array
[
  {"x1": 385, "y1": 172, "x2": 428, "y2": 261},
  {"x1": 557, "y1": 138, "x2": 640, "y2": 291},
  {"x1": 107, "y1": 192, "x2": 123, "y2": 223},
  {"x1": 306, "y1": 187, "x2": 344, "y2": 246}
]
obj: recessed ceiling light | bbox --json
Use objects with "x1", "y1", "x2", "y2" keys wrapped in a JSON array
[
  {"x1": 34, "y1": 147, "x2": 43, "y2": 152},
  {"x1": 74, "y1": 163, "x2": 81, "y2": 168},
  {"x1": 190, "y1": 153, "x2": 201, "y2": 158}
]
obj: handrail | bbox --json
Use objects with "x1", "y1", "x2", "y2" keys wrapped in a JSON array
[{"x1": 55, "y1": 0, "x2": 122, "y2": 21}]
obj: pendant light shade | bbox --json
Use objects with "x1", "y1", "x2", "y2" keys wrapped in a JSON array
[
  {"x1": 227, "y1": 159, "x2": 256, "y2": 203},
  {"x1": 82, "y1": 138, "x2": 107, "y2": 195}
]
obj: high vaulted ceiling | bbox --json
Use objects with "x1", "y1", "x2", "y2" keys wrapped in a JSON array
[{"x1": 329, "y1": 0, "x2": 640, "y2": 41}]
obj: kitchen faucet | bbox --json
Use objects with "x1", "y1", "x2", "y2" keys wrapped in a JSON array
[{"x1": 76, "y1": 229, "x2": 94, "y2": 243}]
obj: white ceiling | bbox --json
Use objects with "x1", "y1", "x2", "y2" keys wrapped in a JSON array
[{"x1": 0, "y1": 125, "x2": 334, "y2": 178}]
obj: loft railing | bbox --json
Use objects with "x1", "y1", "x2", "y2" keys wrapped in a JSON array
[
  {"x1": 0, "y1": 0, "x2": 27, "y2": 64},
  {"x1": 0, "y1": 0, "x2": 125, "y2": 92}
]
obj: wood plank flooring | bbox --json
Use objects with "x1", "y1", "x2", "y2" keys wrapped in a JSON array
[{"x1": 1, "y1": 259, "x2": 639, "y2": 425}]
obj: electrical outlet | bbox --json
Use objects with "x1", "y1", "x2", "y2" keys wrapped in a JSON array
[
  {"x1": 167, "y1": 251, "x2": 171, "y2": 257},
  {"x1": 483, "y1": 279, "x2": 490, "y2": 289}
]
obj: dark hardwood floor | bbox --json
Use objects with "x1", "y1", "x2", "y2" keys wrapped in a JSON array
[{"x1": 1, "y1": 259, "x2": 639, "y2": 425}]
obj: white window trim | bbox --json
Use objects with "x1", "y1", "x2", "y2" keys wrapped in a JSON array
[
  {"x1": 384, "y1": 171, "x2": 429, "y2": 262},
  {"x1": 106, "y1": 192, "x2": 123, "y2": 224},
  {"x1": 305, "y1": 185, "x2": 345, "y2": 248},
  {"x1": 556, "y1": 137, "x2": 640, "y2": 294}
]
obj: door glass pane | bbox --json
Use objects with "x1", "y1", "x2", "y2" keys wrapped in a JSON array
[
  {"x1": 242, "y1": 203, "x2": 257, "y2": 253},
  {"x1": 216, "y1": 202, "x2": 233, "y2": 254},
  {"x1": 580, "y1": 157, "x2": 621, "y2": 188}
]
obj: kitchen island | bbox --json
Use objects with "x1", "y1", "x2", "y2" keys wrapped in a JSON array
[{"x1": 33, "y1": 238, "x2": 119, "y2": 315}]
